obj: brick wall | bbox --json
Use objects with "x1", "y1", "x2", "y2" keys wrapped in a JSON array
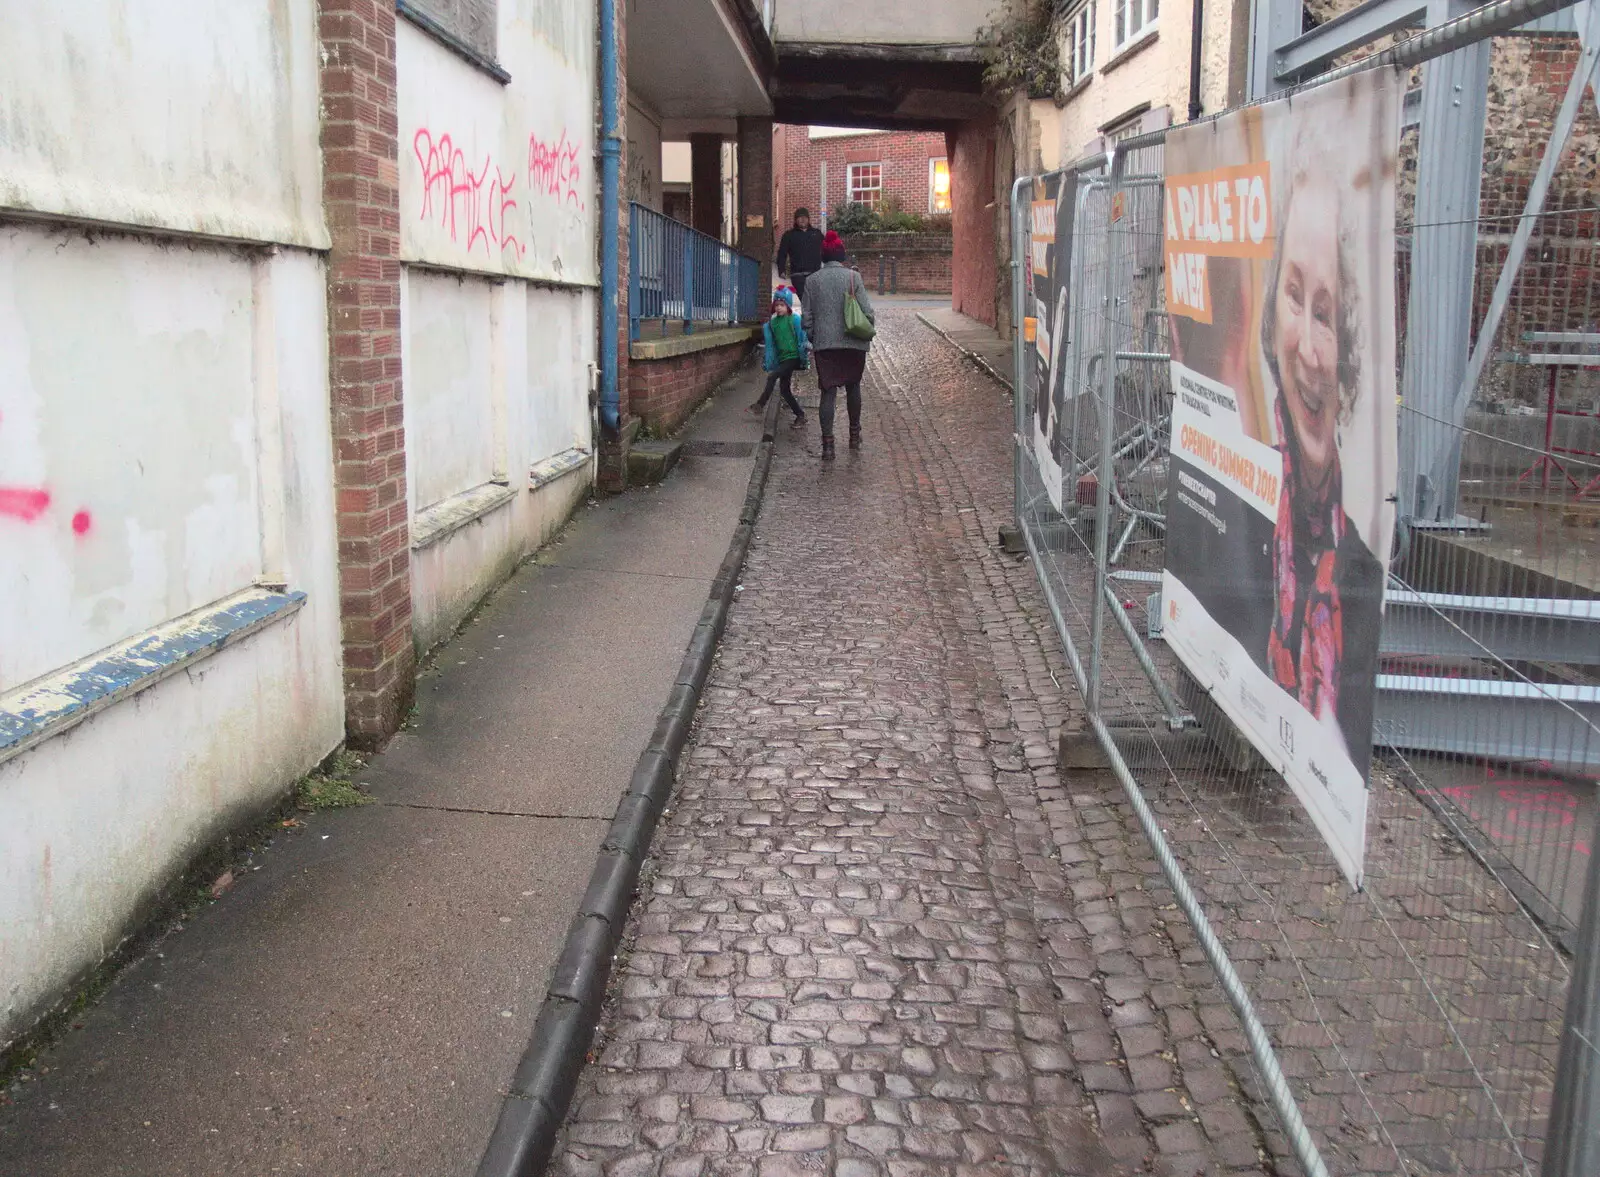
[
  {"x1": 948, "y1": 118, "x2": 999, "y2": 327},
  {"x1": 1475, "y1": 36, "x2": 1600, "y2": 350},
  {"x1": 320, "y1": 0, "x2": 415, "y2": 747},
  {"x1": 629, "y1": 341, "x2": 756, "y2": 433},
  {"x1": 737, "y1": 117, "x2": 775, "y2": 293},
  {"x1": 840, "y1": 233, "x2": 953, "y2": 294},
  {"x1": 1306, "y1": 1, "x2": 1600, "y2": 402},
  {"x1": 773, "y1": 127, "x2": 950, "y2": 225}
]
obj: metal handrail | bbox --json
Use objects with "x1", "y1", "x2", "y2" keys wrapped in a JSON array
[{"x1": 628, "y1": 203, "x2": 762, "y2": 340}]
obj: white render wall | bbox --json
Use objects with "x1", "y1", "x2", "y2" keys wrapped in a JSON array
[
  {"x1": 773, "y1": 0, "x2": 991, "y2": 46},
  {"x1": 0, "y1": 0, "x2": 343, "y2": 1047},
  {"x1": 1054, "y1": 0, "x2": 1243, "y2": 162},
  {"x1": 0, "y1": 2, "x2": 326, "y2": 249},
  {"x1": 398, "y1": 0, "x2": 599, "y2": 654}
]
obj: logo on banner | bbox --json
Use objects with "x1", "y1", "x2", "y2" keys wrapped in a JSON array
[
  {"x1": 1164, "y1": 162, "x2": 1274, "y2": 326},
  {"x1": 1030, "y1": 200, "x2": 1055, "y2": 277}
]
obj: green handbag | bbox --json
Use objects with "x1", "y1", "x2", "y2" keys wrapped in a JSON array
[{"x1": 844, "y1": 273, "x2": 876, "y2": 341}]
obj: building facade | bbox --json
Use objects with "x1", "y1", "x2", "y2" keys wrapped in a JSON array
[{"x1": 772, "y1": 126, "x2": 952, "y2": 225}]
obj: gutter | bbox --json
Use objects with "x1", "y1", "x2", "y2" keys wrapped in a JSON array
[{"x1": 1189, "y1": 0, "x2": 1205, "y2": 119}]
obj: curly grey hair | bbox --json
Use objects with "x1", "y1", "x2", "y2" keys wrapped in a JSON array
[{"x1": 1258, "y1": 157, "x2": 1363, "y2": 425}]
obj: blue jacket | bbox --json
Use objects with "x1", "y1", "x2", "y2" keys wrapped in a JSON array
[{"x1": 762, "y1": 312, "x2": 810, "y2": 372}]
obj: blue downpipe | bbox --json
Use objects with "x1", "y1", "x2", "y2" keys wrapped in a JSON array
[{"x1": 598, "y1": 0, "x2": 622, "y2": 432}]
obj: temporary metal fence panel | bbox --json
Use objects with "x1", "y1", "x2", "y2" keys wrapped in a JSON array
[
  {"x1": 628, "y1": 202, "x2": 761, "y2": 339},
  {"x1": 1012, "y1": 16, "x2": 1599, "y2": 1175}
]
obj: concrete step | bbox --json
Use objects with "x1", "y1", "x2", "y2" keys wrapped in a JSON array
[{"x1": 627, "y1": 438, "x2": 684, "y2": 485}]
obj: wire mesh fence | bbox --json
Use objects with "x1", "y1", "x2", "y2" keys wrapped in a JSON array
[{"x1": 1012, "y1": 32, "x2": 1599, "y2": 1177}]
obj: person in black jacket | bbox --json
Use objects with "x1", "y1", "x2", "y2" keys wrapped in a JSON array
[{"x1": 776, "y1": 208, "x2": 825, "y2": 300}]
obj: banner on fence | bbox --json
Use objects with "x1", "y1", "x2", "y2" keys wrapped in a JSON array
[
  {"x1": 1029, "y1": 173, "x2": 1080, "y2": 512},
  {"x1": 1159, "y1": 71, "x2": 1400, "y2": 888}
]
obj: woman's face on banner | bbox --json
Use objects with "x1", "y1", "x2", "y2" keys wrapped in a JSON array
[{"x1": 1273, "y1": 185, "x2": 1341, "y2": 483}]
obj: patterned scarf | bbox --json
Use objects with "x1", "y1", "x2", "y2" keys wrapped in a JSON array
[{"x1": 1267, "y1": 396, "x2": 1345, "y2": 720}]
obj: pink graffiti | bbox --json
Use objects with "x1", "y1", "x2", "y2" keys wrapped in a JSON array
[
  {"x1": 1439, "y1": 759, "x2": 1595, "y2": 858},
  {"x1": 0, "y1": 487, "x2": 50, "y2": 523},
  {"x1": 528, "y1": 130, "x2": 585, "y2": 210},
  {"x1": 413, "y1": 129, "x2": 525, "y2": 258},
  {"x1": 0, "y1": 411, "x2": 91, "y2": 536}
]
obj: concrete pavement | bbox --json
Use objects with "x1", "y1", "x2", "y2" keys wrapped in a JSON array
[{"x1": 0, "y1": 365, "x2": 772, "y2": 1177}]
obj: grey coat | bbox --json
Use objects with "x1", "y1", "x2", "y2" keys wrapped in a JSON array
[{"x1": 801, "y1": 261, "x2": 875, "y2": 352}]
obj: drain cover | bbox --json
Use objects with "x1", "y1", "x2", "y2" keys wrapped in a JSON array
[{"x1": 682, "y1": 440, "x2": 755, "y2": 458}]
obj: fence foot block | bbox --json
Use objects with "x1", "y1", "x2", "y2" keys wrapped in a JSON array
[{"x1": 1059, "y1": 721, "x2": 1111, "y2": 772}]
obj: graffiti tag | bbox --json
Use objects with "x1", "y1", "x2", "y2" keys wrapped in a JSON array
[
  {"x1": 413, "y1": 129, "x2": 525, "y2": 258},
  {"x1": 0, "y1": 411, "x2": 90, "y2": 536},
  {"x1": 528, "y1": 130, "x2": 585, "y2": 210}
]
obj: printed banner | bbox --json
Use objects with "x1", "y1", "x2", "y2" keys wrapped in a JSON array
[
  {"x1": 1028, "y1": 173, "x2": 1080, "y2": 512},
  {"x1": 1160, "y1": 70, "x2": 1400, "y2": 888}
]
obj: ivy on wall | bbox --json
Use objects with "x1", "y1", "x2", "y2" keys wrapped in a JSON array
[{"x1": 976, "y1": 2, "x2": 1063, "y2": 102}]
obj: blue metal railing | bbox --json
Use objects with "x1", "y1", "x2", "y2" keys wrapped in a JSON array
[{"x1": 629, "y1": 203, "x2": 762, "y2": 340}]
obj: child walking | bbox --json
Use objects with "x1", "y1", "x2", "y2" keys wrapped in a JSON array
[{"x1": 750, "y1": 292, "x2": 808, "y2": 428}]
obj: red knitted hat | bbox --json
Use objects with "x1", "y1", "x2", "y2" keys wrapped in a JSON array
[{"x1": 821, "y1": 230, "x2": 847, "y2": 261}]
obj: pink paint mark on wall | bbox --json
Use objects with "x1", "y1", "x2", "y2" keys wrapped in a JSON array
[
  {"x1": 413, "y1": 128, "x2": 526, "y2": 259},
  {"x1": 71, "y1": 510, "x2": 92, "y2": 536},
  {"x1": 0, "y1": 487, "x2": 50, "y2": 523},
  {"x1": 528, "y1": 130, "x2": 585, "y2": 210}
]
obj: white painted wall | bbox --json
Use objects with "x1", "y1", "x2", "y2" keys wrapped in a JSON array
[
  {"x1": 399, "y1": 1, "x2": 599, "y2": 653},
  {"x1": 1054, "y1": 0, "x2": 1242, "y2": 161},
  {"x1": 773, "y1": 0, "x2": 991, "y2": 46},
  {"x1": 628, "y1": 101, "x2": 665, "y2": 209},
  {"x1": 0, "y1": 231, "x2": 263, "y2": 689},
  {"x1": 0, "y1": 1, "x2": 343, "y2": 1049},
  {"x1": 0, "y1": 234, "x2": 344, "y2": 1046},
  {"x1": 0, "y1": 1, "x2": 326, "y2": 249},
  {"x1": 398, "y1": 0, "x2": 598, "y2": 284},
  {"x1": 405, "y1": 271, "x2": 501, "y2": 511}
]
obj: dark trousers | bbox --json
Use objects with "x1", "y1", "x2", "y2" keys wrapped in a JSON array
[
  {"x1": 756, "y1": 359, "x2": 804, "y2": 418},
  {"x1": 819, "y1": 382, "x2": 861, "y2": 438},
  {"x1": 790, "y1": 271, "x2": 814, "y2": 300}
]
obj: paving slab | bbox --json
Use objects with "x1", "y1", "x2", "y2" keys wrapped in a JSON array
[
  {"x1": 0, "y1": 805, "x2": 598, "y2": 1177},
  {"x1": 917, "y1": 305, "x2": 1013, "y2": 390}
]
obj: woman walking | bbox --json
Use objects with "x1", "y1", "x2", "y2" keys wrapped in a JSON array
[{"x1": 801, "y1": 231, "x2": 876, "y2": 461}]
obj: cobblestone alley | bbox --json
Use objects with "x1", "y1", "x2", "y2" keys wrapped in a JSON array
[{"x1": 553, "y1": 309, "x2": 1273, "y2": 1177}]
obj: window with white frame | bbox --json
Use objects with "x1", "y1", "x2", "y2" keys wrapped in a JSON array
[
  {"x1": 1112, "y1": 0, "x2": 1157, "y2": 51},
  {"x1": 847, "y1": 162, "x2": 883, "y2": 208},
  {"x1": 928, "y1": 158, "x2": 951, "y2": 214},
  {"x1": 1063, "y1": 0, "x2": 1095, "y2": 85}
]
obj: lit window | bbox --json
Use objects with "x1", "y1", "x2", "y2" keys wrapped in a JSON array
[
  {"x1": 1112, "y1": 0, "x2": 1157, "y2": 51},
  {"x1": 1064, "y1": 1, "x2": 1095, "y2": 85},
  {"x1": 848, "y1": 163, "x2": 883, "y2": 208},
  {"x1": 929, "y1": 158, "x2": 951, "y2": 214}
]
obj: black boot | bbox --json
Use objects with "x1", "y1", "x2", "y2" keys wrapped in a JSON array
[
  {"x1": 821, "y1": 435, "x2": 836, "y2": 462},
  {"x1": 848, "y1": 427, "x2": 862, "y2": 451}
]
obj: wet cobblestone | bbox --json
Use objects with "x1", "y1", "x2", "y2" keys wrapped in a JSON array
[{"x1": 553, "y1": 311, "x2": 1274, "y2": 1177}]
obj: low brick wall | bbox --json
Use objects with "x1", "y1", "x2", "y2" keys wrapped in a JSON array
[
  {"x1": 839, "y1": 233, "x2": 953, "y2": 295},
  {"x1": 629, "y1": 327, "x2": 757, "y2": 432}
]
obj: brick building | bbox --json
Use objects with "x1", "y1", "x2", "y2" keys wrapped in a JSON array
[
  {"x1": 772, "y1": 125, "x2": 954, "y2": 293},
  {"x1": 772, "y1": 125, "x2": 952, "y2": 225}
]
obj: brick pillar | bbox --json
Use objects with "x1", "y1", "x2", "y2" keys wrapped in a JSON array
[
  {"x1": 319, "y1": 0, "x2": 415, "y2": 747},
  {"x1": 690, "y1": 133, "x2": 723, "y2": 240},
  {"x1": 597, "y1": 0, "x2": 632, "y2": 495},
  {"x1": 737, "y1": 117, "x2": 774, "y2": 296}
]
